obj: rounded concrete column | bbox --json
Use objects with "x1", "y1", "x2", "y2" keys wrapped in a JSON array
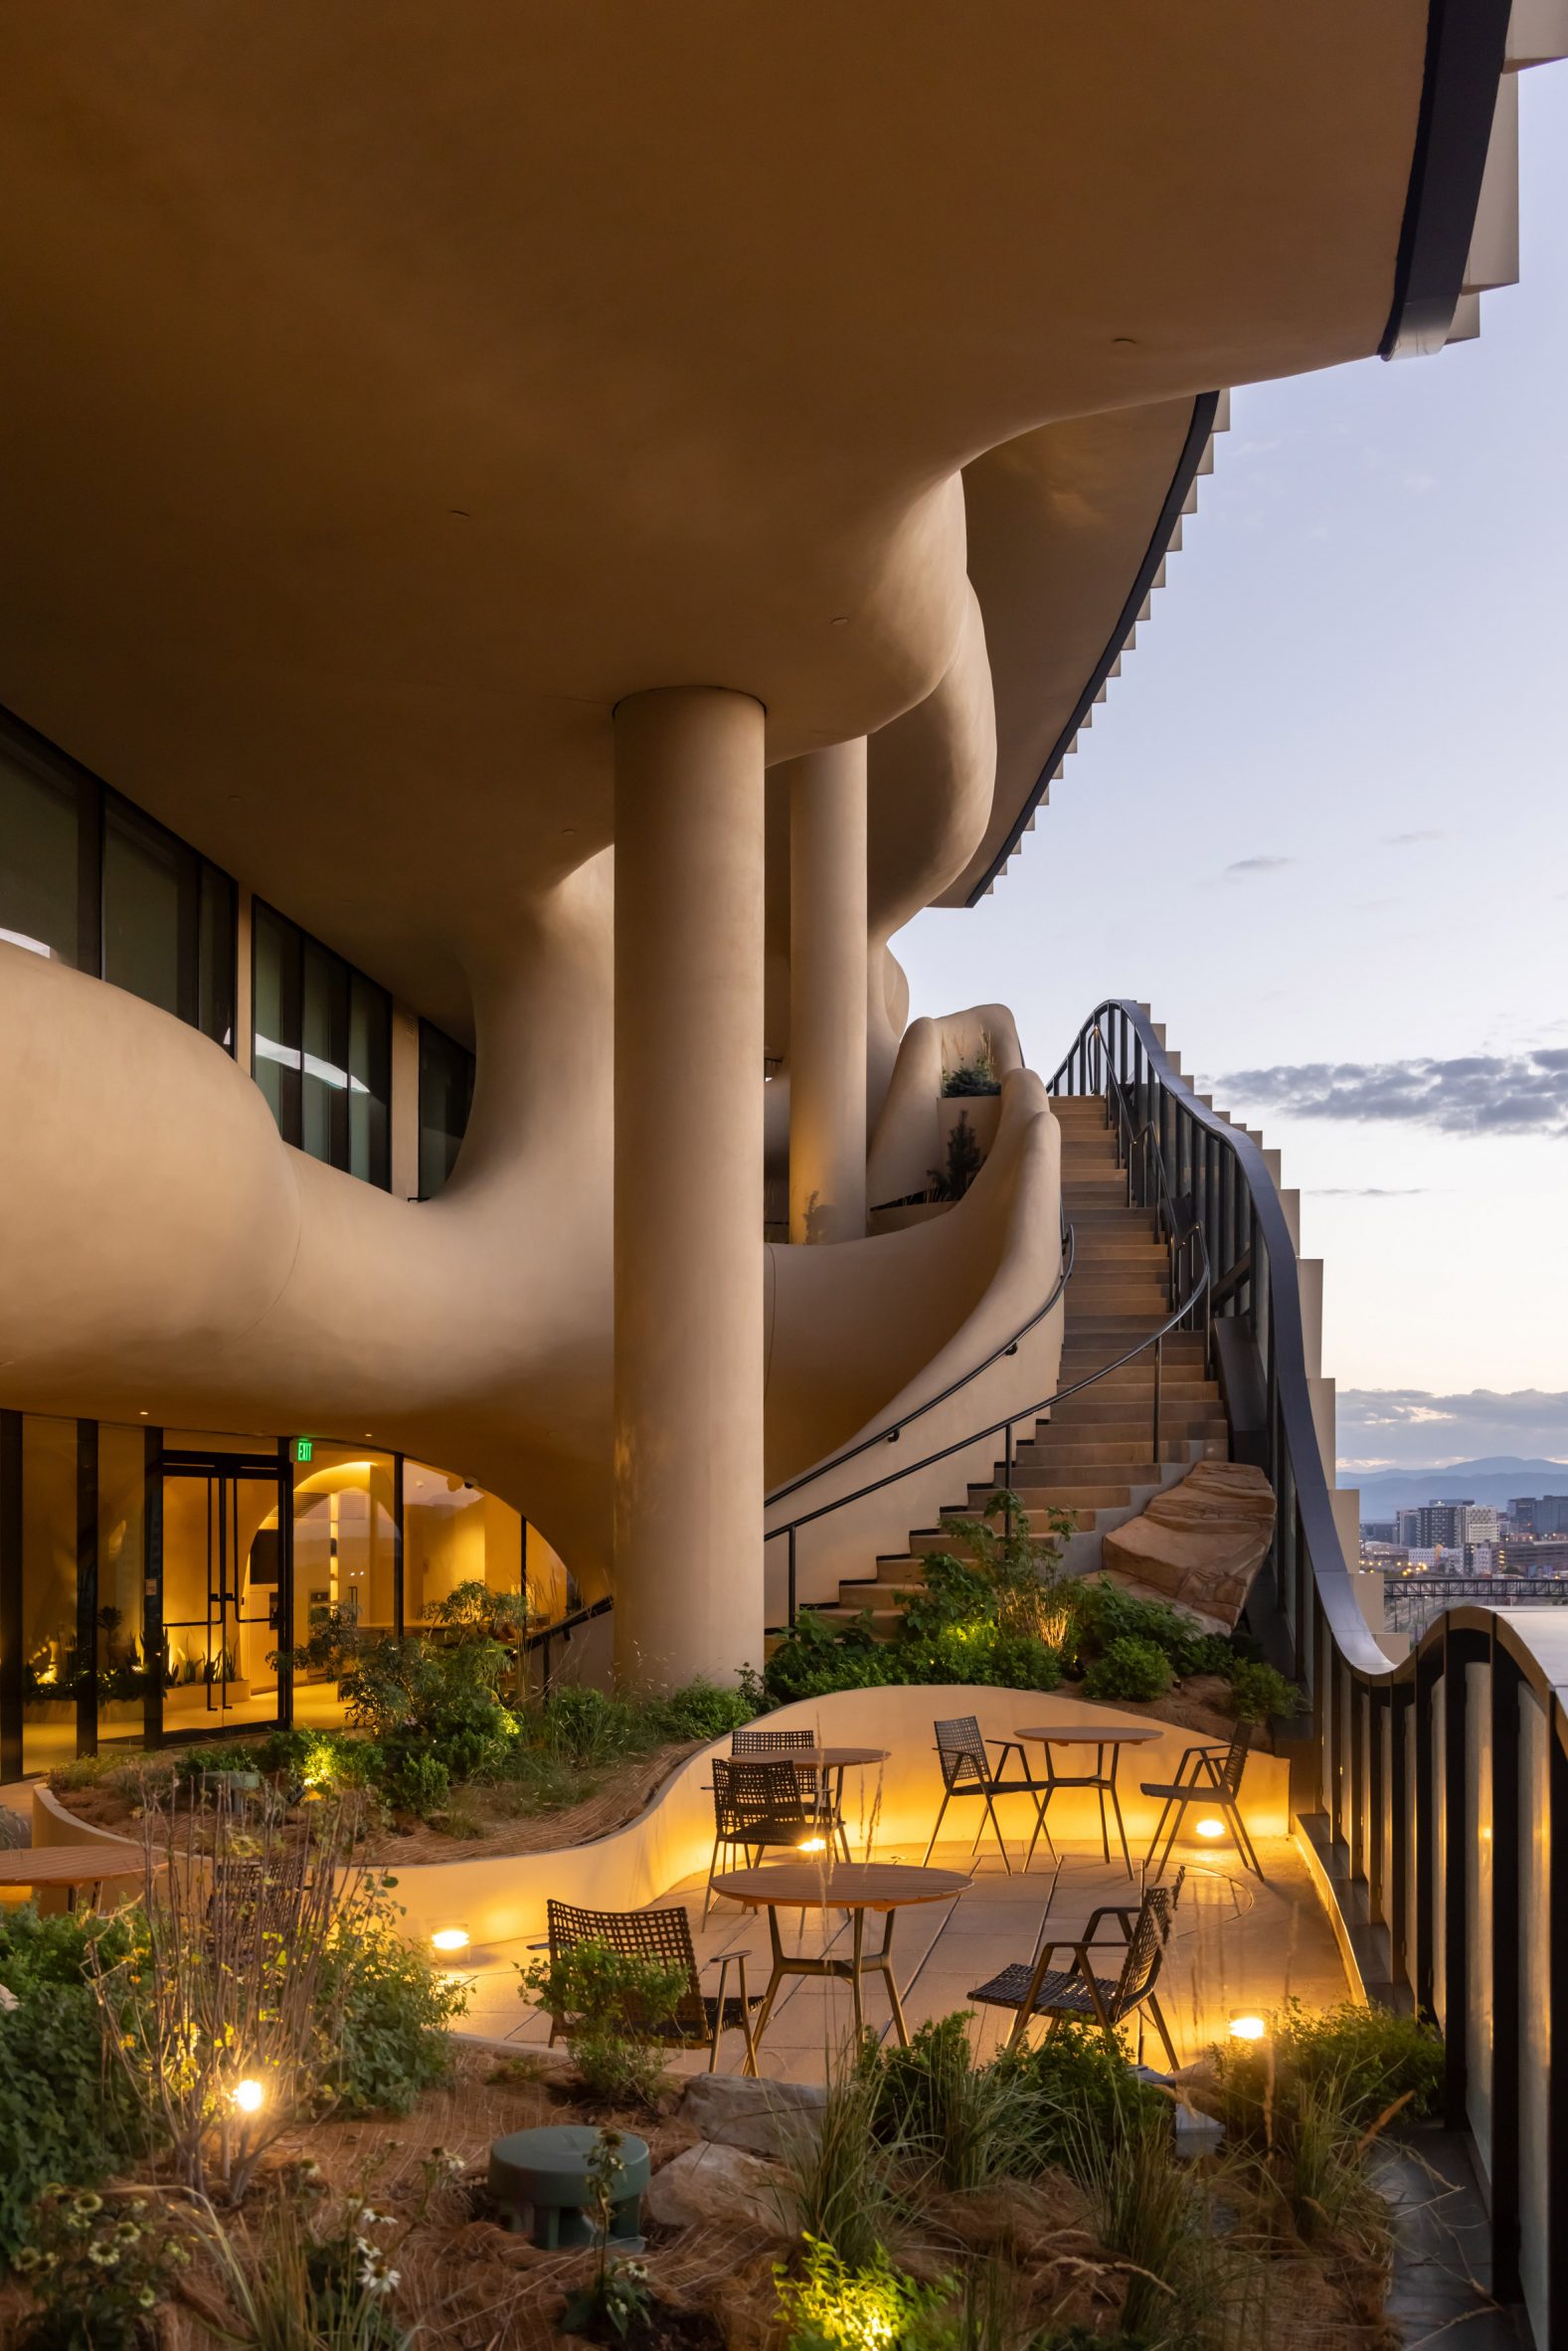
[
  {"x1": 612, "y1": 686, "x2": 767, "y2": 1689},
  {"x1": 786, "y1": 739, "x2": 868, "y2": 1244}
]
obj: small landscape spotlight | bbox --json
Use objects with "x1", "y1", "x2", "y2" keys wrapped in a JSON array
[
  {"x1": 1228, "y1": 2015, "x2": 1266, "y2": 2044},
  {"x1": 233, "y1": 2078, "x2": 265, "y2": 2114},
  {"x1": 796, "y1": 1837, "x2": 828, "y2": 1855},
  {"x1": 1195, "y1": 1818, "x2": 1226, "y2": 1841},
  {"x1": 432, "y1": 1926, "x2": 471, "y2": 1955}
]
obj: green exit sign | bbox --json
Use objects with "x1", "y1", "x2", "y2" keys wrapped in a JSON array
[{"x1": 295, "y1": 1438, "x2": 313, "y2": 1463}]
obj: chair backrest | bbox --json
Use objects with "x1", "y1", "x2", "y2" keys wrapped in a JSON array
[
  {"x1": 1216, "y1": 1724, "x2": 1253, "y2": 1800},
  {"x1": 934, "y1": 1716, "x2": 989, "y2": 1790},
  {"x1": 1112, "y1": 1872, "x2": 1183, "y2": 2013},
  {"x1": 712, "y1": 1755, "x2": 807, "y2": 1839},
  {"x1": 546, "y1": 1899, "x2": 705, "y2": 2036},
  {"x1": 732, "y1": 1727, "x2": 815, "y2": 1754}
]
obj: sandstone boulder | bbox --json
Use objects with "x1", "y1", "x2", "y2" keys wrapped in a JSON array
[
  {"x1": 1098, "y1": 1460, "x2": 1276, "y2": 1632},
  {"x1": 643, "y1": 2141, "x2": 792, "y2": 2237},
  {"x1": 679, "y1": 2072, "x2": 825, "y2": 2157}
]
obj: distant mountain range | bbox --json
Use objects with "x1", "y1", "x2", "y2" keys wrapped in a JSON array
[{"x1": 1339, "y1": 1457, "x2": 1568, "y2": 1515}]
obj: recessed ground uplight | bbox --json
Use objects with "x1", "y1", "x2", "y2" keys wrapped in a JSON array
[
  {"x1": 1195, "y1": 1818, "x2": 1226, "y2": 1840},
  {"x1": 796, "y1": 1837, "x2": 828, "y2": 1855},
  {"x1": 233, "y1": 2078, "x2": 265, "y2": 2113},
  {"x1": 432, "y1": 1927, "x2": 471, "y2": 1955},
  {"x1": 1228, "y1": 2016, "x2": 1267, "y2": 2043}
]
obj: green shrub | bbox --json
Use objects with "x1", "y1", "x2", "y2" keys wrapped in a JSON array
[
  {"x1": 999, "y1": 2015, "x2": 1165, "y2": 2180},
  {"x1": 1066, "y1": 1576, "x2": 1240, "y2": 1683},
  {"x1": 381, "y1": 1743, "x2": 451, "y2": 1820},
  {"x1": 865, "y1": 2012, "x2": 1037, "y2": 2191},
  {"x1": 541, "y1": 1685, "x2": 643, "y2": 1769},
  {"x1": 1226, "y1": 1659, "x2": 1301, "y2": 1725},
  {"x1": 775, "y1": 2238, "x2": 956, "y2": 2351},
  {"x1": 0, "y1": 1911, "x2": 149, "y2": 2269},
  {"x1": 318, "y1": 1914, "x2": 467, "y2": 2116},
  {"x1": 520, "y1": 1939, "x2": 685, "y2": 2111},
  {"x1": 1215, "y1": 1997, "x2": 1444, "y2": 2145},
  {"x1": 337, "y1": 1634, "x2": 516, "y2": 1781},
  {"x1": 13, "y1": 2187, "x2": 193, "y2": 2351},
  {"x1": 762, "y1": 1612, "x2": 895, "y2": 1706},
  {"x1": 652, "y1": 1680, "x2": 760, "y2": 1744},
  {"x1": 1081, "y1": 1634, "x2": 1173, "y2": 1704}
]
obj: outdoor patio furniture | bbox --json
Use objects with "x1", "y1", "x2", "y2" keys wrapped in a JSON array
[
  {"x1": 965, "y1": 1870, "x2": 1184, "y2": 2066},
  {"x1": 706, "y1": 1754, "x2": 813, "y2": 1915},
  {"x1": 1139, "y1": 1722, "x2": 1264, "y2": 1880},
  {"x1": 732, "y1": 1725, "x2": 853, "y2": 1858},
  {"x1": 1012, "y1": 1719, "x2": 1163, "y2": 1876},
  {"x1": 922, "y1": 1715, "x2": 1052, "y2": 1873},
  {"x1": 488, "y1": 2121, "x2": 649, "y2": 2248},
  {"x1": 543, "y1": 1898, "x2": 764, "y2": 2076},
  {"x1": 710, "y1": 1860, "x2": 969, "y2": 2048}
]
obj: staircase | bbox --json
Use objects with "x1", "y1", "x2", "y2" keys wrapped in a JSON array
[{"x1": 808, "y1": 1096, "x2": 1229, "y2": 1636}]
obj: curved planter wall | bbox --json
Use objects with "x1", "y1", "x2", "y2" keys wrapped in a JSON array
[{"x1": 31, "y1": 1685, "x2": 1287, "y2": 1949}]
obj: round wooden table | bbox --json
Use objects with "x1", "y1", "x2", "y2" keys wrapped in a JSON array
[
  {"x1": 718, "y1": 1746, "x2": 891, "y2": 1861},
  {"x1": 1013, "y1": 1722, "x2": 1164, "y2": 1877},
  {"x1": 711, "y1": 1860, "x2": 967, "y2": 2046},
  {"x1": 0, "y1": 1847, "x2": 148, "y2": 1912}
]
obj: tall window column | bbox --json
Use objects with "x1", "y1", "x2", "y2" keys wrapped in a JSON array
[
  {"x1": 612, "y1": 687, "x2": 766, "y2": 1689},
  {"x1": 786, "y1": 739, "x2": 868, "y2": 1244}
]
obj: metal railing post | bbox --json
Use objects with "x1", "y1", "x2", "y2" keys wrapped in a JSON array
[
  {"x1": 787, "y1": 1525, "x2": 797, "y2": 1628},
  {"x1": 1151, "y1": 1333, "x2": 1162, "y2": 1460}
]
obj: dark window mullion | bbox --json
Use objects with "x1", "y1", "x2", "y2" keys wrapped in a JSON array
[{"x1": 79, "y1": 775, "x2": 103, "y2": 979}]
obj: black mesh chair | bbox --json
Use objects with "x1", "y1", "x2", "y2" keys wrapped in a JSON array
[
  {"x1": 544, "y1": 1899, "x2": 762, "y2": 2076},
  {"x1": 706, "y1": 1755, "x2": 812, "y2": 1916},
  {"x1": 1140, "y1": 1723, "x2": 1264, "y2": 1880},
  {"x1": 967, "y1": 1868, "x2": 1185, "y2": 2066},
  {"x1": 732, "y1": 1726, "x2": 848, "y2": 1859},
  {"x1": 922, "y1": 1716, "x2": 1051, "y2": 1874}
]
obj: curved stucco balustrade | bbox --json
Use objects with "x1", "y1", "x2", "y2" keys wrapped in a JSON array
[{"x1": 0, "y1": 925, "x2": 1059, "y2": 1661}]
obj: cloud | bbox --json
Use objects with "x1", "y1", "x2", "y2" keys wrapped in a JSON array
[
  {"x1": 1219, "y1": 1049, "x2": 1568, "y2": 1138},
  {"x1": 1381, "y1": 828, "x2": 1444, "y2": 847},
  {"x1": 1308, "y1": 1185, "x2": 1426, "y2": 1196},
  {"x1": 1336, "y1": 1388, "x2": 1568, "y2": 1470},
  {"x1": 1222, "y1": 855, "x2": 1296, "y2": 878}
]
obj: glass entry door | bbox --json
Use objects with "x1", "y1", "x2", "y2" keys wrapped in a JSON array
[{"x1": 159, "y1": 1451, "x2": 286, "y2": 1731}]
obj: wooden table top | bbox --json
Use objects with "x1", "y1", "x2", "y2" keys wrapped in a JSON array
[
  {"x1": 728, "y1": 1745, "x2": 889, "y2": 1769},
  {"x1": 0, "y1": 1848, "x2": 147, "y2": 1886},
  {"x1": 712, "y1": 1861, "x2": 969, "y2": 1911},
  {"x1": 1014, "y1": 1722, "x2": 1164, "y2": 1745}
]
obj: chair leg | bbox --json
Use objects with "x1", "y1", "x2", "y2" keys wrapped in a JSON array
[
  {"x1": 921, "y1": 1788, "x2": 953, "y2": 1868},
  {"x1": 737, "y1": 1955, "x2": 758, "y2": 2079},
  {"x1": 703, "y1": 1834, "x2": 724, "y2": 1922},
  {"x1": 1141, "y1": 1798, "x2": 1174, "y2": 1876},
  {"x1": 981, "y1": 1788, "x2": 1012, "y2": 1874},
  {"x1": 1230, "y1": 1805, "x2": 1267, "y2": 1882},
  {"x1": 1153, "y1": 1800, "x2": 1185, "y2": 1879},
  {"x1": 1108, "y1": 1781, "x2": 1132, "y2": 1879},
  {"x1": 1144, "y1": 1990, "x2": 1179, "y2": 2073},
  {"x1": 1022, "y1": 1788, "x2": 1056, "y2": 1875},
  {"x1": 1096, "y1": 1782, "x2": 1111, "y2": 1868}
]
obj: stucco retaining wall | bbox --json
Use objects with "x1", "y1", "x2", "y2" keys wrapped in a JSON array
[{"x1": 28, "y1": 1685, "x2": 1286, "y2": 1949}]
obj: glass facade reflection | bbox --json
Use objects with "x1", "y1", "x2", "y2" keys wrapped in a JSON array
[
  {"x1": 418, "y1": 1020, "x2": 474, "y2": 1199},
  {"x1": 254, "y1": 902, "x2": 391, "y2": 1187},
  {"x1": 0, "y1": 1415, "x2": 574, "y2": 1775}
]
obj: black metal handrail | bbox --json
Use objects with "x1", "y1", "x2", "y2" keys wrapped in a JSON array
[
  {"x1": 1052, "y1": 999, "x2": 1568, "y2": 2343},
  {"x1": 765, "y1": 1041, "x2": 1210, "y2": 1629},
  {"x1": 765, "y1": 1203, "x2": 1075, "y2": 1513}
]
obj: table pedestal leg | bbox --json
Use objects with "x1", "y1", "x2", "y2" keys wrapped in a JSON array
[{"x1": 750, "y1": 1905, "x2": 790, "y2": 2046}]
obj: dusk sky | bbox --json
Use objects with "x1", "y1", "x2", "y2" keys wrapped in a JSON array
[{"x1": 899, "y1": 68, "x2": 1568, "y2": 1479}]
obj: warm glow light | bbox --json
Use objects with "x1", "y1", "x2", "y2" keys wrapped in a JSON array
[
  {"x1": 796, "y1": 1837, "x2": 828, "y2": 1855},
  {"x1": 432, "y1": 1927, "x2": 471, "y2": 1954},
  {"x1": 1229, "y1": 2015, "x2": 1267, "y2": 2043},
  {"x1": 233, "y1": 2078, "x2": 265, "y2": 2113},
  {"x1": 1195, "y1": 1818, "x2": 1226, "y2": 1840}
]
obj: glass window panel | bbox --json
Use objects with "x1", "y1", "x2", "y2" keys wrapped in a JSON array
[
  {"x1": 291, "y1": 1445, "x2": 398, "y2": 1730},
  {"x1": 0, "y1": 741, "x2": 82, "y2": 969},
  {"x1": 253, "y1": 901, "x2": 301, "y2": 1143},
  {"x1": 21, "y1": 1416, "x2": 80, "y2": 1775},
  {"x1": 348, "y1": 971, "x2": 391, "y2": 1188},
  {"x1": 199, "y1": 863, "x2": 237, "y2": 1053},
  {"x1": 301, "y1": 938, "x2": 350, "y2": 1170},
  {"x1": 405, "y1": 1459, "x2": 523, "y2": 1628},
  {"x1": 97, "y1": 1424, "x2": 149, "y2": 1744},
  {"x1": 419, "y1": 1022, "x2": 474, "y2": 1199},
  {"x1": 102, "y1": 799, "x2": 191, "y2": 1020}
]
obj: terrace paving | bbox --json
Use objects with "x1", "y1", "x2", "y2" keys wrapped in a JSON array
[{"x1": 452, "y1": 1830, "x2": 1350, "y2": 2080}]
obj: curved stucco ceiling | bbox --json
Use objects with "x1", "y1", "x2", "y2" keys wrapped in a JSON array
[{"x1": 0, "y1": 4, "x2": 1429, "y2": 1031}]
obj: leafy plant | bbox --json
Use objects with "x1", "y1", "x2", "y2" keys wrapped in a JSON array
[
  {"x1": 1214, "y1": 1997, "x2": 1443, "y2": 2146},
  {"x1": 318, "y1": 1918, "x2": 467, "y2": 2116},
  {"x1": 775, "y1": 2237, "x2": 957, "y2": 2351},
  {"x1": 1065, "y1": 1577, "x2": 1233, "y2": 1682},
  {"x1": 998, "y1": 2015, "x2": 1165, "y2": 2182},
  {"x1": 13, "y1": 2188, "x2": 192, "y2": 2351},
  {"x1": 336, "y1": 1636, "x2": 517, "y2": 1783},
  {"x1": 1081, "y1": 1635, "x2": 1173, "y2": 1705},
  {"x1": 560, "y1": 2131, "x2": 655, "y2": 2344},
  {"x1": 865, "y1": 2011, "x2": 1036, "y2": 2192},
  {"x1": 381, "y1": 1745, "x2": 451, "y2": 1821},
  {"x1": 1226, "y1": 1660, "x2": 1301, "y2": 1726},
  {"x1": 928, "y1": 1111, "x2": 985, "y2": 1201},
  {"x1": 652, "y1": 1680, "x2": 759, "y2": 1743},
  {"x1": 195, "y1": 2185, "x2": 413, "y2": 2350},
  {"x1": 520, "y1": 1939, "x2": 685, "y2": 2111},
  {"x1": 780, "y1": 2045, "x2": 902, "y2": 2271}
]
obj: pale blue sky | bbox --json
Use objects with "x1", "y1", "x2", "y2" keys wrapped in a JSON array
[{"x1": 899, "y1": 68, "x2": 1568, "y2": 1465}]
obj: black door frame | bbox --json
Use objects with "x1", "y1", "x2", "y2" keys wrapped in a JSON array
[{"x1": 154, "y1": 1443, "x2": 291, "y2": 1745}]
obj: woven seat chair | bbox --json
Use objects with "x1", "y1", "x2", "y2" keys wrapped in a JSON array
[
  {"x1": 544, "y1": 1899, "x2": 762, "y2": 2077},
  {"x1": 1140, "y1": 1722, "x2": 1264, "y2": 1880},
  {"x1": 921, "y1": 1715, "x2": 1051, "y2": 1874},
  {"x1": 967, "y1": 1867, "x2": 1185, "y2": 2066},
  {"x1": 206, "y1": 1851, "x2": 310, "y2": 1954},
  {"x1": 705, "y1": 1755, "x2": 813, "y2": 1916},
  {"x1": 732, "y1": 1726, "x2": 848, "y2": 1858}
]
